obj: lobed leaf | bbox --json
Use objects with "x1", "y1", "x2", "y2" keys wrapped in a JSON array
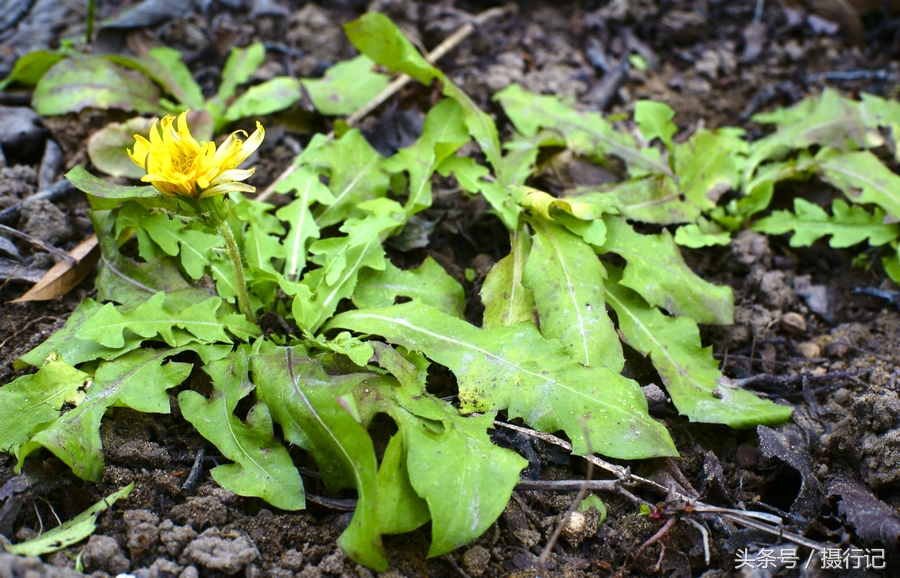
[
  {"x1": 252, "y1": 347, "x2": 387, "y2": 570},
  {"x1": 327, "y1": 302, "x2": 677, "y2": 459},
  {"x1": 0, "y1": 353, "x2": 90, "y2": 455},
  {"x1": 17, "y1": 348, "x2": 193, "y2": 480},
  {"x1": 180, "y1": 351, "x2": 304, "y2": 511},
  {"x1": 275, "y1": 166, "x2": 335, "y2": 280},
  {"x1": 815, "y1": 148, "x2": 900, "y2": 220},
  {"x1": 217, "y1": 43, "x2": 267, "y2": 104},
  {"x1": 353, "y1": 257, "x2": 465, "y2": 319},
  {"x1": 754, "y1": 198, "x2": 899, "y2": 248},
  {"x1": 605, "y1": 272, "x2": 793, "y2": 428},
  {"x1": 600, "y1": 215, "x2": 734, "y2": 325},
  {"x1": 635, "y1": 100, "x2": 677, "y2": 152},
  {"x1": 223, "y1": 77, "x2": 302, "y2": 124}
]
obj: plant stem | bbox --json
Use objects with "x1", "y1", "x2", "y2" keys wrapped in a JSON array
[
  {"x1": 218, "y1": 220, "x2": 256, "y2": 323},
  {"x1": 86, "y1": 0, "x2": 96, "y2": 44}
]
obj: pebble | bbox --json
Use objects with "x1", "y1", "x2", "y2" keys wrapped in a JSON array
[
  {"x1": 796, "y1": 341, "x2": 821, "y2": 359},
  {"x1": 780, "y1": 312, "x2": 807, "y2": 335}
]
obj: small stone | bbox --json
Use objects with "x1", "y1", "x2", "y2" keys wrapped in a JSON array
[
  {"x1": 280, "y1": 548, "x2": 304, "y2": 571},
  {"x1": 180, "y1": 528, "x2": 259, "y2": 574},
  {"x1": 82, "y1": 535, "x2": 131, "y2": 575},
  {"x1": 796, "y1": 341, "x2": 821, "y2": 359},
  {"x1": 317, "y1": 551, "x2": 345, "y2": 575},
  {"x1": 561, "y1": 511, "x2": 586, "y2": 542},
  {"x1": 461, "y1": 545, "x2": 491, "y2": 577},
  {"x1": 781, "y1": 312, "x2": 807, "y2": 335}
]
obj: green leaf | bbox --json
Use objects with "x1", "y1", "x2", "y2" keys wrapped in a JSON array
[
  {"x1": 482, "y1": 227, "x2": 535, "y2": 329},
  {"x1": 303, "y1": 130, "x2": 390, "y2": 228},
  {"x1": 754, "y1": 198, "x2": 899, "y2": 248},
  {"x1": 275, "y1": 167, "x2": 336, "y2": 280},
  {"x1": 297, "y1": 199, "x2": 403, "y2": 332},
  {"x1": 308, "y1": 331, "x2": 375, "y2": 367},
  {"x1": 0, "y1": 50, "x2": 64, "y2": 90},
  {"x1": 137, "y1": 210, "x2": 224, "y2": 280},
  {"x1": 87, "y1": 117, "x2": 156, "y2": 179},
  {"x1": 815, "y1": 148, "x2": 900, "y2": 220},
  {"x1": 674, "y1": 128, "x2": 746, "y2": 211},
  {"x1": 345, "y1": 13, "x2": 503, "y2": 172},
  {"x1": 600, "y1": 215, "x2": 734, "y2": 325},
  {"x1": 384, "y1": 98, "x2": 470, "y2": 216},
  {"x1": 365, "y1": 344, "x2": 527, "y2": 556},
  {"x1": 5, "y1": 483, "x2": 134, "y2": 556},
  {"x1": 494, "y1": 84, "x2": 671, "y2": 178},
  {"x1": 16, "y1": 300, "x2": 143, "y2": 370},
  {"x1": 67, "y1": 167, "x2": 158, "y2": 201},
  {"x1": 674, "y1": 220, "x2": 731, "y2": 248},
  {"x1": 328, "y1": 302, "x2": 677, "y2": 459},
  {"x1": 252, "y1": 348, "x2": 387, "y2": 570},
  {"x1": 353, "y1": 257, "x2": 465, "y2": 319},
  {"x1": 17, "y1": 348, "x2": 193, "y2": 480},
  {"x1": 145, "y1": 47, "x2": 205, "y2": 109},
  {"x1": 223, "y1": 77, "x2": 302, "y2": 124},
  {"x1": 91, "y1": 210, "x2": 212, "y2": 309},
  {"x1": 302, "y1": 56, "x2": 390, "y2": 116},
  {"x1": 861, "y1": 93, "x2": 900, "y2": 162},
  {"x1": 33, "y1": 57, "x2": 161, "y2": 115},
  {"x1": 217, "y1": 42, "x2": 266, "y2": 103},
  {"x1": 0, "y1": 353, "x2": 90, "y2": 455},
  {"x1": 76, "y1": 292, "x2": 233, "y2": 348},
  {"x1": 180, "y1": 350, "x2": 304, "y2": 511},
  {"x1": 523, "y1": 218, "x2": 623, "y2": 370},
  {"x1": 606, "y1": 176, "x2": 700, "y2": 225},
  {"x1": 375, "y1": 432, "x2": 430, "y2": 534},
  {"x1": 747, "y1": 89, "x2": 875, "y2": 177},
  {"x1": 635, "y1": 100, "x2": 677, "y2": 151},
  {"x1": 884, "y1": 248, "x2": 900, "y2": 284},
  {"x1": 605, "y1": 272, "x2": 793, "y2": 428}
]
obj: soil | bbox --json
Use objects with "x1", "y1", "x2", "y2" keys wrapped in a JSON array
[{"x1": 1, "y1": 0, "x2": 900, "y2": 576}]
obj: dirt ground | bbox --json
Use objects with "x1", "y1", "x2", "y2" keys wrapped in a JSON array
[{"x1": 2, "y1": 0, "x2": 900, "y2": 576}]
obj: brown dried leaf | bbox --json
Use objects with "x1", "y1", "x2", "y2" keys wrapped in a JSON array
[
  {"x1": 11, "y1": 235, "x2": 99, "y2": 302},
  {"x1": 827, "y1": 474, "x2": 900, "y2": 550}
]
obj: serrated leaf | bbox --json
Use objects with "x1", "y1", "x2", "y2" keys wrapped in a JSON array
[
  {"x1": 384, "y1": 98, "x2": 470, "y2": 216},
  {"x1": 180, "y1": 351, "x2": 304, "y2": 511},
  {"x1": 252, "y1": 347, "x2": 387, "y2": 570},
  {"x1": 91, "y1": 210, "x2": 213, "y2": 309},
  {"x1": 604, "y1": 176, "x2": 700, "y2": 225},
  {"x1": 635, "y1": 100, "x2": 677, "y2": 151},
  {"x1": 217, "y1": 42, "x2": 266, "y2": 104},
  {"x1": 436, "y1": 156, "x2": 490, "y2": 193},
  {"x1": 884, "y1": 248, "x2": 900, "y2": 284},
  {"x1": 345, "y1": 13, "x2": 503, "y2": 172},
  {"x1": 364, "y1": 344, "x2": 526, "y2": 556},
  {"x1": 15, "y1": 299, "x2": 143, "y2": 370},
  {"x1": 815, "y1": 148, "x2": 900, "y2": 220},
  {"x1": 524, "y1": 218, "x2": 623, "y2": 370},
  {"x1": 139, "y1": 211, "x2": 224, "y2": 279},
  {"x1": 674, "y1": 128, "x2": 746, "y2": 210},
  {"x1": 482, "y1": 227, "x2": 535, "y2": 329},
  {"x1": 302, "y1": 55, "x2": 390, "y2": 116},
  {"x1": 303, "y1": 130, "x2": 390, "y2": 228},
  {"x1": 674, "y1": 221, "x2": 731, "y2": 248},
  {"x1": 76, "y1": 292, "x2": 232, "y2": 348},
  {"x1": 754, "y1": 198, "x2": 899, "y2": 248},
  {"x1": 600, "y1": 215, "x2": 733, "y2": 325},
  {"x1": 861, "y1": 92, "x2": 900, "y2": 162},
  {"x1": 327, "y1": 302, "x2": 677, "y2": 459},
  {"x1": 605, "y1": 272, "x2": 793, "y2": 428},
  {"x1": 354, "y1": 257, "x2": 465, "y2": 319},
  {"x1": 17, "y1": 348, "x2": 192, "y2": 480},
  {"x1": 5, "y1": 483, "x2": 134, "y2": 556},
  {"x1": 0, "y1": 353, "x2": 90, "y2": 455},
  {"x1": 33, "y1": 57, "x2": 161, "y2": 115},
  {"x1": 223, "y1": 77, "x2": 302, "y2": 124},
  {"x1": 494, "y1": 84, "x2": 671, "y2": 178},
  {"x1": 275, "y1": 167, "x2": 335, "y2": 280},
  {"x1": 747, "y1": 89, "x2": 875, "y2": 178},
  {"x1": 308, "y1": 331, "x2": 375, "y2": 367}
]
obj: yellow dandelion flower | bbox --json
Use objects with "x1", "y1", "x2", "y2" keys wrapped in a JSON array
[{"x1": 128, "y1": 111, "x2": 264, "y2": 199}]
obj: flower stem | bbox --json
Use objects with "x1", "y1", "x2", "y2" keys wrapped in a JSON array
[{"x1": 218, "y1": 220, "x2": 256, "y2": 323}]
